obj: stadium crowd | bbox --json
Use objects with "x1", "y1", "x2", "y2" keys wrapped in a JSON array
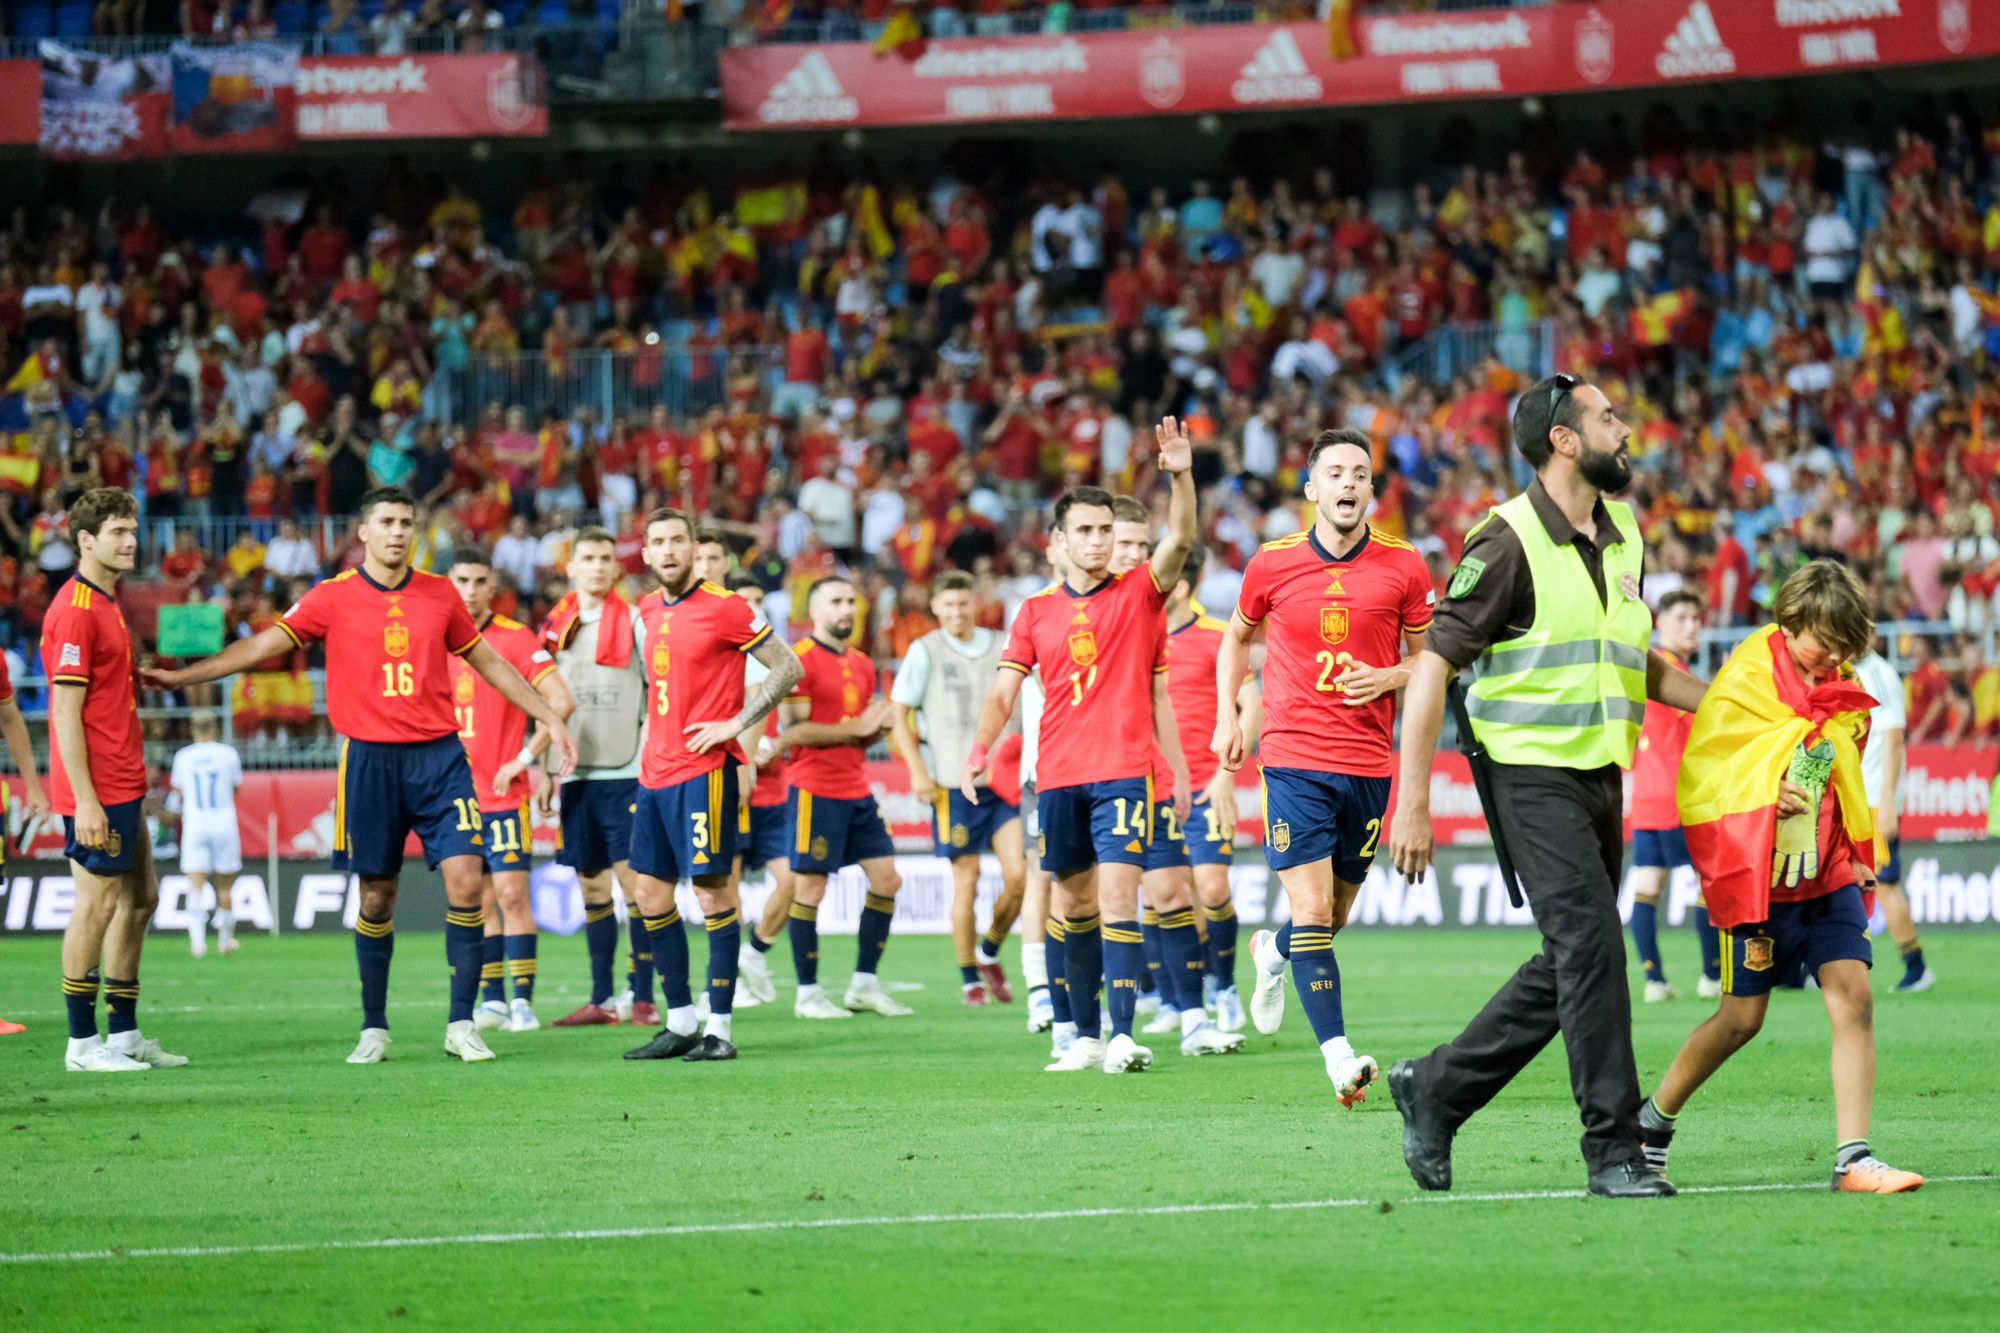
[{"x1": 1, "y1": 97, "x2": 1998, "y2": 737}]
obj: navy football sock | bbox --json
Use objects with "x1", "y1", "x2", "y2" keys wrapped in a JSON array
[
  {"x1": 856, "y1": 892, "x2": 895, "y2": 976},
  {"x1": 787, "y1": 902, "x2": 820, "y2": 987},
  {"x1": 704, "y1": 909, "x2": 740, "y2": 1016},
  {"x1": 1286, "y1": 927, "x2": 1345, "y2": 1043},
  {"x1": 625, "y1": 904, "x2": 656, "y2": 1004},
  {"x1": 1204, "y1": 900, "x2": 1239, "y2": 990},
  {"x1": 1631, "y1": 899, "x2": 1666, "y2": 984},
  {"x1": 355, "y1": 914, "x2": 394, "y2": 1030},
  {"x1": 103, "y1": 976, "x2": 139, "y2": 1036},
  {"x1": 1139, "y1": 907, "x2": 1162, "y2": 997},
  {"x1": 1045, "y1": 919, "x2": 1072, "y2": 1024},
  {"x1": 1695, "y1": 905, "x2": 1722, "y2": 981},
  {"x1": 1102, "y1": 918, "x2": 1143, "y2": 1039},
  {"x1": 1156, "y1": 909, "x2": 1204, "y2": 1013},
  {"x1": 505, "y1": 934, "x2": 537, "y2": 1003},
  {"x1": 582, "y1": 904, "x2": 617, "y2": 1006},
  {"x1": 1063, "y1": 914, "x2": 1103, "y2": 1038},
  {"x1": 444, "y1": 906, "x2": 485, "y2": 1023},
  {"x1": 643, "y1": 909, "x2": 693, "y2": 1011},
  {"x1": 479, "y1": 932, "x2": 506, "y2": 1004},
  {"x1": 62, "y1": 973, "x2": 99, "y2": 1040}
]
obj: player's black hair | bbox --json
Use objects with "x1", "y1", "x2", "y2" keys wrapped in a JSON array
[
  {"x1": 643, "y1": 506, "x2": 695, "y2": 539},
  {"x1": 693, "y1": 525, "x2": 727, "y2": 549},
  {"x1": 450, "y1": 546, "x2": 492, "y2": 571},
  {"x1": 807, "y1": 574, "x2": 852, "y2": 603},
  {"x1": 1514, "y1": 373, "x2": 1586, "y2": 471},
  {"x1": 1174, "y1": 541, "x2": 1208, "y2": 593},
  {"x1": 357, "y1": 486, "x2": 417, "y2": 522},
  {"x1": 1657, "y1": 589, "x2": 1704, "y2": 618},
  {"x1": 1053, "y1": 485, "x2": 1116, "y2": 533},
  {"x1": 724, "y1": 570, "x2": 760, "y2": 593},
  {"x1": 1305, "y1": 428, "x2": 1371, "y2": 477}
]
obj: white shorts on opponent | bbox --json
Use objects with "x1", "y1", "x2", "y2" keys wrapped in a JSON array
[{"x1": 181, "y1": 823, "x2": 243, "y2": 876}]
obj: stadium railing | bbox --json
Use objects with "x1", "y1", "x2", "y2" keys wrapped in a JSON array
[
  {"x1": 1695, "y1": 619, "x2": 1969, "y2": 680},
  {"x1": 745, "y1": 0, "x2": 1520, "y2": 46},
  {"x1": 1378, "y1": 318, "x2": 1557, "y2": 393},
  {"x1": 443, "y1": 345, "x2": 787, "y2": 428}
]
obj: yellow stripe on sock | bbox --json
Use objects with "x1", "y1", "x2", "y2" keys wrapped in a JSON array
[
  {"x1": 1046, "y1": 920, "x2": 1067, "y2": 942},
  {"x1": 480, "y1": 962, "x2": 505, "y2": 978},
  {"x1": 642, "y1": 912, "x2": 679, "y2": 931},
  {"x1": 1141, "y1": 907, "x2": 1160, "y2": 925},
  {"x1": 1103, "y1": 928, "x2": 1144, "y2": 944},
  {"x1": 1202, "y1": 901, "x2": 1237, "y2": 921},
  {"x1": 356, "y1": 917, "x2": 394, "y2": 938},
  {"x1": 788, "y1": 902, "x2": 818, "y2": 922},
  {"x1": 705, "y1": 910, "x2": 741, "y2": 932},
  {"x1": 583, "y1": 905, "x2": 613, "y2": 923},
  {"x1": 864, "y1": 893, "x2": 896, "y2": 914}
]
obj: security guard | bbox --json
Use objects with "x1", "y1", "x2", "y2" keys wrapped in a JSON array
[{"x1": 1385, "y1": 373, "x2": 1706, "y2": 1198}]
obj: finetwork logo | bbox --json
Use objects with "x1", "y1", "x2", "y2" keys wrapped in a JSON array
[
  {"x1": 757, "y1": 52, "x2": 859, "y2": 125},
  {"x1": 1654, "y1": 1, "x2": 1736, "y2": 78},
  {"x1": 1231, "y1": 29, "x2": 1322, "y2": 104}
]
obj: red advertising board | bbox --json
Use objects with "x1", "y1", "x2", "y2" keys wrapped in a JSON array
[
  {"x1": 722, "y1": 0, "x2": 1997, "y2": 131},
  {"x1": 0, "y1": 62, "x2": 40, "y2": 146},
  {"x1": 295, "y1": 54, "x2": 547, "y2": 140},
  {"x1": 12, "y1": 744, "x2": 1988, "y2": 861}
]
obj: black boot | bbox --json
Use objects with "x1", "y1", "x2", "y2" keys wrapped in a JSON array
[
  {"x1": 622, "y1": 1029, "x2": 700, "y2": 1060},
  {"x1": 1587, "y1": 1160, "x2": 1678, "y2": 1197},
  {"x1": 1387, "y1": 1060, "x2": 1453, "y2": 1192}
]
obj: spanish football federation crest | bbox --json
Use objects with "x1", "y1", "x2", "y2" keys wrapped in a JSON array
[
  {"x1": 651, "y1": 641, "x2": 671, "y2": 677},
  {"x1": 1269, "y1": 819, "x2": 1291, "y2": 854},
  {"x1": 1742, "y1": 934, "x2": 1775, "y2": 972},
  {"x1": 384, "y1": 623, "x2": 410, "y2": 658},
  {"x1": 1067, "y1": 629, "x2": 1098, "y2": 666},
  {"x1": 1319, "y1": 607, "x2": 1349, "y2": 645},
  {"x1": 811, "y1": 836, "x2": 830, "y2": 862},
  {"x1": 843, "y1": 683, "x2": 862, "y2": 714},
  {"x1": 454, "y1": 672, "x2": 476, "y2": 703},
  {"x1": 104, "y1": 827, "x2": 123, "y2": 858}
]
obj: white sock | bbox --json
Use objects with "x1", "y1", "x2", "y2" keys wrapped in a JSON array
[
  {"x1": 1054, "y1": 1020, "x2": 1078, "y2": 1043},
  {"x1": 704, "y1": 1012, "x2": 732, "y2": 1041},
  {"x1": 1180, "y1": 1006, "x2": 1207, "y2": 1038},
  {"x1": 1320, "y1": 1035, "x2": 1355, "y2": 1068},
  {"x1": 188, "y1": 907, "x2": 206, "y2": 951},
  {"x1": 666, "y1": 1005, "x2": 698, "y2": 1036},
  {"x1": 215, "y1": 911, "x2": 235, "y2": 946},
  {"x1": 1022, "y1": 940, "x2": 1049, "y2": 991}
]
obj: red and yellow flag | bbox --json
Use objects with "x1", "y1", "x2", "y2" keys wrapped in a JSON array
[{"x1": 1677, "y1": 626, "x2": 1876, "y2": 928}]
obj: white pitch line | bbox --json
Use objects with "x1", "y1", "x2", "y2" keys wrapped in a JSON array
[{"x1": 2, "y1": 1177, "x2": 1990, "y2": 1267}]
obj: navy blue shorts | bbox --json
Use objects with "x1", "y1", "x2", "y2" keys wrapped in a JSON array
[
  {"x1": 1720, "y1": 884, "x2": 1873, "y2": 997},
  {"x1": 740, "y1": 800, "x2": 789, "y2": 870},
  {"x1": 1876, "y1": 834, "x2": 1902, "y2": 885},
  {"x1": 933, "y1": 788, "x2": 1018, "y2": 859},
  {"x1": 64, "y1": 797, "x2": 145, "y2": 876},
  {"x1": 1186, "y1": 797, "x2": 1235, "y2": 869},
  {"x1": 789, "y1": 789, "x2": 896, "y2": 874},
  {"x1": 1145, "y1": 799, "x2": 1190, "y2": 872},
  {"x1": 557, "y1": 777, "x2": 637, "y2": 877},
  {"x1": 1632, "y1": 826, "x2": 1691, "y2": 870},
  {"x1": 1037, "y1": 777, "x2": 1152, "y2": 877},
  {"x1": 630, "y1": 765, "x2": 739, "y2": 883},
  {"x1": 480, "y1": 804, "x2": 533, "y2": 876},
  {"x1": 335, "y1": 734, "x2": 484, "y2": 878},
  {"x1": 1260, "y1": 766, "x2": 1390, "y2": 882}
]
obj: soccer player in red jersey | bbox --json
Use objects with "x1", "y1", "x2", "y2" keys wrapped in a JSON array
[
  {"x1": 964, "y1": 417, "x2": 1197, "y2": 1074},
  {"x1": 621, "y1": 509, "x2": 801, "y2": 1062},
  {"x1": 45, "y1": 489, "x2": 175, "y2": 1072},
  {"x1": 0, "y1": 642, "x2": 50, "y2": 1037},
  {"x1": 719, "y1": 571, "x2": 796, "y2": 1010},
  {"x1": 1214, "y1": 430, "x2": 1435, "y2": 1107},
  {"x1": 1106, "y1": 500, "x2": 1243, "y2": 1058},
  {"x1": 1628, "y1": 589, "x2": 1723, "y2": 1002},
  {"x1": 149, "y1": 487, "x2": 579, "y2": 1066},
  {"x1": 779, "y1": 577, "x2": 909, "y2": 1020},
  {"x1": 447, "y1": 549, "x2": 573, "y2": 1035}
]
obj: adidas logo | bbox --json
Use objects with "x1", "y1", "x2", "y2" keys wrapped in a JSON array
[
  {"x1": 1231, "y1": 29, "x2": 1322, "y2": 105},
  {"x1": 1654, "y1": 1, "x2": 1735, "y2": 78},
  {"x1": 757, "y1": 52, "x2": 859, "y2": 126}
]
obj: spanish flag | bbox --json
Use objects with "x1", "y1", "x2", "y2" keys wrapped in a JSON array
[
  {"x1": 874, "y1": 4, "x2": 927, "y2": 61},
  {"x1": 1676, "y1": 625, "x2": 1876, "y2": 929},
  {"x1": 1328, "y1": 0, "x2": 1357, "y2": 59},
  {"x1": 1628, "y1": 289, "x2": 1690, "y2": 347}
]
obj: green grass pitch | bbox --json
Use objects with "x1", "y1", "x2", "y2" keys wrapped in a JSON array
[{"x1": 3, "y1": 929, "x2": 1994, "y2": 1330}]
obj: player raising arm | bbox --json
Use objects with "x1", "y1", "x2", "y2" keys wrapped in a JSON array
[
  {"x1": 962, "y1": 416, "x2": 1196, "y2": 1074},
  {"x1": 1212, "y1": 429, "x2": 1434, "y2": 1107},
  {"x1": 147, "y1": 487, "x2": 578, "y2": 1066},
  {"x1": 0, "y1": 642, "x2": 50, "y2": 1036}
]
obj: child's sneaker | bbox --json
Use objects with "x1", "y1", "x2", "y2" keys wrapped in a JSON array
[{"x1": 1833, "y1": 1154, "x2": 1924, "y2": 1193}]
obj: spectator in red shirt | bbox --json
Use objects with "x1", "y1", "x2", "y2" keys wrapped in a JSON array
[
  {"x1": 329, "y1": 255, "x2": 380, "y2": 324},
  {"x1": 1707, "y1": 511, "x2": 1753, "y2": 627},
  {"x1": 297, "y1": 205, "x2": 351, "y2": 287},
  {"x1": 1904, "y1": 636, "x2": 1951, "y2": 743}
]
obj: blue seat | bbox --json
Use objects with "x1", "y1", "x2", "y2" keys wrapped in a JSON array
[
  {"x1": 273, "y1": 0, "x2": 308, "y2": 32},
  {"x1": 55, "y1": 1, "x2": 92, "y2": 36},
  {"x1": 537, "y1": 0, "x2": 570, "y2": 24},
  {"x1": 596, "y1": 0, "x2": 619, "y2": 22},
  {"x1": 499, "y1": 0, "x2": 529, "y2": 26},
  {"x1": 12, "y1": 3, "x2": 53, "y2": 38}
]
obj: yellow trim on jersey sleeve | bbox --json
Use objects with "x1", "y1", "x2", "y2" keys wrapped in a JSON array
[
  {"x1": 1403, "y1": 618, "x2": 1434, "y2": 634},
  {"x1": 528, "y1": 661, "x2": 558, "y2": 687},
  {"x1": 50, "y1": 674, "x2": 90, "y2": 687},
  {"x1": 276, "y1": 620, "x2": 305, "y2": 647},
  {"x1": 492, "y1": 615, "x2": 525, "y2": 632},
  {"x1": 450, "y1": 632, "x2": 483, "y2": 657},
  {"x1": 1195, "y1": 615, "x2": 1228, "y2": 632},
  {"x1": 739, "y1": 623, "x2": 773, "y2": 655},
  {"x1": 998, "y1": 660, "x2": 1031, "y2": 675},
  {"x1": 1233, "y1": 607, "x2": 1266, "y2": 628}
]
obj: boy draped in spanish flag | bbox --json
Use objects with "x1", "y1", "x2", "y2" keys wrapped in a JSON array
[{"x1": 1639, "y1": 561, "x2": 1924, "y2": 1194}]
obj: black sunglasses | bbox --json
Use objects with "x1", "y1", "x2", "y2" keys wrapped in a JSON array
[{"x1": 1546, "y1": 372, "x2": 1579, "y2": 423}]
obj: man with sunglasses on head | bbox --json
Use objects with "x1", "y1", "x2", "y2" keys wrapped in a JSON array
[{"x1": 1386, "y1": 373, "x2": 1724, "y2": 1198}]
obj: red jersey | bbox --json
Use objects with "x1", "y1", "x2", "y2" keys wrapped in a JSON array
[
  {"x1": 1236, "y1": 526, "x2": 1434, "y2": 778},
  {"x1": 1167, "y1": 613, "x2": 1235, "y2": 793},
  {"x1": 637, "y1": 581, "x2": 770, "y2": 790},
  {"x1": 750, "y1": 693, "x2": 787, "y2": 807},
  {"x1": 785, "y1": 637, "x2": 880, "y2": 800},
  {"x1": 450, "y1": 615, "x2": 556, "y2": 812},
  {"x1": 1002, "y1": 569, "x2": 1170, "y2": 791},
  {"x1": 42, "y1": 576, "x2": 147, "y2": 814},
  {"x1": 280, "y1": 567, "x2": 482, "y2": 744},
  {"x1": 1630, "y1": 649, "x2": 1693, "y2": 831}
]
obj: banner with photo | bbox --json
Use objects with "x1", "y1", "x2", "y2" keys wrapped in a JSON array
[
  {"x1": 36, "y1": 40, "x2": 169, "y2": 161},
  {"x1": 169, "y1": 40, "x2": 298, "y2": 155}
]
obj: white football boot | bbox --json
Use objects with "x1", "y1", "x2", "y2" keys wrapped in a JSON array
[
  {"x1": 444, "y1": 1020, "x2": 497, "y2": 1062},
  {"x1": 106, "y1": 1030, "x2": 188, "y2": 1068},
  {"x1": 1045, "y1": 1035, "x2": 1106, "y2": 1072},
  {"x1": 1248, "y1": 930, "x2": 1288, "y2": 1034},
  {"x1": 65, "y1": 1036, "x2": 149, "y2": 1072},
  {"x1": 1102, "y1": 1033, "x2": 1153, "y2": 1073},
  {"x1": 346, "y1": 1028, "x2": 392, "y2": 1064}
]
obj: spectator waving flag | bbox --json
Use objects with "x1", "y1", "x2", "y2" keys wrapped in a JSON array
[
  {"x1": 874, "y1": 5, "x2": 928, "y2": 63},
  {"x1": 169, "y1": 42, "x2": 298, "y2": 156}
]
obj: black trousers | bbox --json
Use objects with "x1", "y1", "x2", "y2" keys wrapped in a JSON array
[{"x1": 1411, "y1": 761, "x2": 1641, "y2": 1175}]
